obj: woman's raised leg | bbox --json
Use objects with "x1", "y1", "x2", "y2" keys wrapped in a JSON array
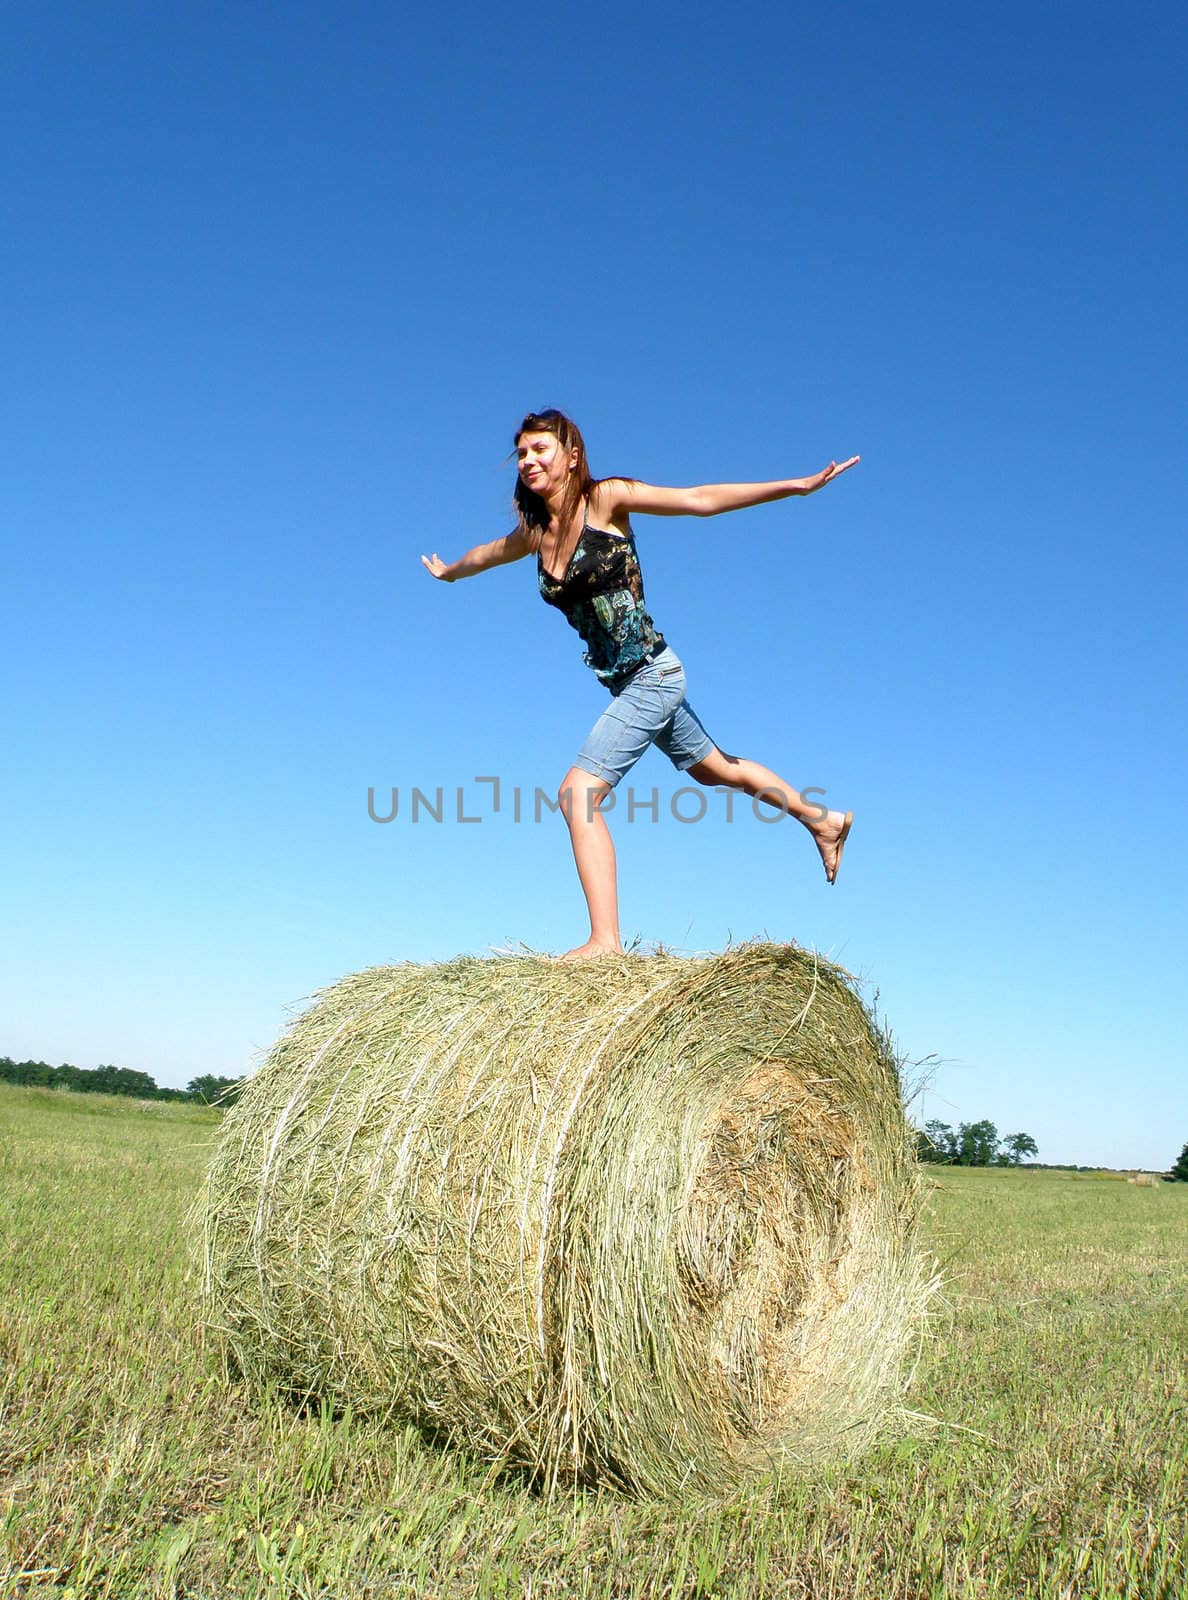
[{"x1": 685, "y1": 747, "x2": 853, "y2": 883}]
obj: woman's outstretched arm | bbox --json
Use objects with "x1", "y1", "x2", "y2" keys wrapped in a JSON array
[
  {"x1": 421, "y1": 528, "x2": 532, "y2": 582},
  {"x1": 596, "y1": 457, "x2": 859, "y2": 520}
]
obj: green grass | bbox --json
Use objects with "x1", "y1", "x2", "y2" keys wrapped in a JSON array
[{"x1": 1, "y1": 1084, "x2": 1184, "y2": 1599}]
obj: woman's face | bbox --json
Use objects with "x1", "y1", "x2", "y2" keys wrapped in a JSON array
[{"x1": 516, "y1": 430, "x2": 576, "y2": 499}]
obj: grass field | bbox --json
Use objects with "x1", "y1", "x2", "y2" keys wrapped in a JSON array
[{"x1": 1, "y1": 1084, "x2": 1184, "y2": 1599}]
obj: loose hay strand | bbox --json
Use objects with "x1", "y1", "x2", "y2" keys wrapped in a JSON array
[{"x1": 200, "y1": 942, "x2": 935, "y2": 1496}]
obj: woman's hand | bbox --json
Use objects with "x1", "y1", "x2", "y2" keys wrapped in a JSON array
[
  {"x1": 796, "y1": 457, "x2": 860, "y2": 495},
  {"x1": 421, "y1": 553, "x2": 455, "y2": 581}
]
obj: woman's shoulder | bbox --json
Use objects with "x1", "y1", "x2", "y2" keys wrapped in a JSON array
[{"x1": 587, "y1": 478, "x2": 636, "y2": 535}]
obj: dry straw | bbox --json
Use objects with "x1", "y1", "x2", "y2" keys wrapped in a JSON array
[{"x1": 201, "y1": 941, "x2": 935, "y2": 1496}]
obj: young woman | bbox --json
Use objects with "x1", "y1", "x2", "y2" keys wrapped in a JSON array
[{"x1": 421, "y1": 409, "x2": 858, "y2": 962}]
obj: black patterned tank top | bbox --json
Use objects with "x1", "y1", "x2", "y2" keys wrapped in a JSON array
[{"x1": 538, "y1": 520, "x2": 666, "y2": 685}]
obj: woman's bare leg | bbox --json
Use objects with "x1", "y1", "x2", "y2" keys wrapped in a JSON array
[
  {"x1": 555, "y1": 766, "x2": 625, "y2": 960},
  {"x1": 685, "y1": 748, "x2": 853, "y2": 883}
]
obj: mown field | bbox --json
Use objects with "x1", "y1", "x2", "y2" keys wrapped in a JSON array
[{"x1": 1, "y1": 1084, "x2": 1184, "y2": 1599}]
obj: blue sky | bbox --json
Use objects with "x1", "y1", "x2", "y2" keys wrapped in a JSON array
[{"x1": 2, "y1": 1, "x2": 1184, "y2": 1168}]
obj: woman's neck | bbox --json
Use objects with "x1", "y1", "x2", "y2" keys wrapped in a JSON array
[{"x1": 546, "y1": 493, "x2": 585, "y2": 537}]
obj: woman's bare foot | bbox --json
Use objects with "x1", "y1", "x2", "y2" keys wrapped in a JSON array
[
  {"x1": 555, "y1": 939, "x2": 625, "y2": 962},
  {"x1": 804, "y1": 809, "x2": 854, "y2": 884}
]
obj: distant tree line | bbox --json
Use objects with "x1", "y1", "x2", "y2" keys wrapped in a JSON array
[
  {"x1": 0, "y1": 1055, "x2": 243, "y2": 1106},
  {"x1": 917, "y1": 1119, "x2": 1038, "y2": 1166}
]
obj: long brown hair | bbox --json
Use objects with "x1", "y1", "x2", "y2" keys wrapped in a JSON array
[{"x1": 512, "y1": 409, "x2": 596, "y2": 552}]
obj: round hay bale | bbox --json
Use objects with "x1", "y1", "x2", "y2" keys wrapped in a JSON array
[{"x1": 201, "y1": 942, "x2": 934, "y2": 1495}]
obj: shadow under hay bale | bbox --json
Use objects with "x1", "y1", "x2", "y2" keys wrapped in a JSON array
[{"x1": 200, "y1": 942, "x2": 936, "y2": 1496}]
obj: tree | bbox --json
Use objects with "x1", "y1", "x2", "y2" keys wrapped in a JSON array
[
  {"x1": 918, "y1": 1120, "x2": 957, "y2": 1163},
  {"x1": 91, "y1": 1063, "x2": 158, "y2": 1098},
  {"x1": 1003, "y1": 1132, "x2": 1039, "y2": 1165},
  {"x1": 955, "y1": 1120, "x2": 1000, "y2": 1167},
  {"x1": 186, "y1": 1074, "x2": 244, "y2": 1106},
  {"x1": 1, "y1": 1057, "x2": 54, "y2": 1087},
  {"x1": 1, "y1": 1052, "x2": 168, "y2": 1098},
  {"x1": 1169, "y1": 1143, "x2": 1188, "y2": 1182}
]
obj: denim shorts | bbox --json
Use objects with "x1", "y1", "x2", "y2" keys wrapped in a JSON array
[{"x1": 573, "y1": 645, "x2": 716, "y2": 788}]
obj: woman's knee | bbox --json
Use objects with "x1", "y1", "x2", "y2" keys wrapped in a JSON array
[
  {"x1": 557, "y1": 766, "x2": 613, "y2": 818},
  {"x1": 687, "y1": 748, "x2": 741, "y2": 786}
]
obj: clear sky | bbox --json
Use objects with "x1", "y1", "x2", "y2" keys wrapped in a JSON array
[{"x1": 2, "y1": 1, "x2": 1184, "y2": 1169}]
